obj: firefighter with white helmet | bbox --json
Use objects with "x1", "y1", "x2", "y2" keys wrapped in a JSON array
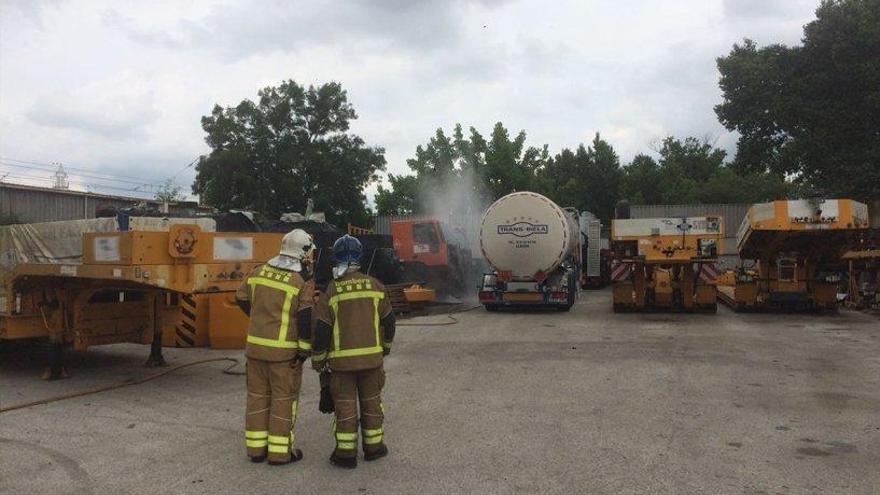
[{"x1": 235, "y1": 228, "x2": 315, "y2": 465}]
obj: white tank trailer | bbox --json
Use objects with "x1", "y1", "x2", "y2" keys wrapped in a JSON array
[{"x1": 478, "y1": 191, "x2": 582, "y2": 311}]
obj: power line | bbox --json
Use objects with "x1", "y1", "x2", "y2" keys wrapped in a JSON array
[
  {"x1": 0, "y1": 160, "x2": 166, "y2": 188},
  {"x1": 0, "y1": 156, "x2": 198, "y2": 201},
  {"x1": 0, "y1": 170, "x2": 161, "y2": 197},
  {"x1": 0, "y1": 156, "x2": 165, "y2": 184},
  {"x1": 168, "y1": 156, "x2": 200, "y2": 180}
]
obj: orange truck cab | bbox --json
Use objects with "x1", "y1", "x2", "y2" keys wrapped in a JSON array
[
  {"x1": 391, "y1": 219, "x2": 450, "y2": 267},
  {"x1": 390, "y1": 219, "x2": 474, "y2": 297}
]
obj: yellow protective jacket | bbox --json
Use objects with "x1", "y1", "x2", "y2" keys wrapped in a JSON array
[
  {"x1": 235, "y1": 264, "x2": 314, "y2": 362},
  {"x1": 313, "y1": 270, "x2": 394, "y2": 371}
]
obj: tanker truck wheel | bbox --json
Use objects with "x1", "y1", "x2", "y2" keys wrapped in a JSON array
[
  {"x1": 558, "y1": 295, "x2": 574, "y2": 311},
  {"x1": 557, "y1": 272, "x2": 577, "y2": 311}
]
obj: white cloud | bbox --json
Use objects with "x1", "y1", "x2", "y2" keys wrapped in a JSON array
[
  {"x1": 0, "y1": 0, "x2": 821, "y2": 201},
  {"x1": 26, "y1": 70, "x2": 159, "y2": 138},
  {"x1": 723, "y1": 0, "x2": 810, "y2": 19}
]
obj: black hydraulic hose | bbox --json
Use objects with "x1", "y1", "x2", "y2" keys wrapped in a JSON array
[
  {"x1": 0, "y1": 357, "x2": 244, "y2": 414},
  {"x1": 397, "y1": 304, "x2": 481, "y2": 326}
]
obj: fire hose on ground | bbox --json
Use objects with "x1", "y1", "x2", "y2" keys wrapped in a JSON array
[
  {"x1": 0, "y1": 357, "x2": 244, "y2": 414},
  {"x1": 0, "y1": 306, "x2": 480, "y2": 413}
]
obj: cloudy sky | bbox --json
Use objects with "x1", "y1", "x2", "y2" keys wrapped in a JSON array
[{"x1": 0, "y1": 0, "x2": 819, "y2": 201}]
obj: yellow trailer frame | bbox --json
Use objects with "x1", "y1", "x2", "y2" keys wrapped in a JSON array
[
  {"x1": 611, "y1": 216, "x2": 723, "y2": 313},
  {"x1": 842, "y1": 248, "x2": 880, "y2": 310},
  {"x1": 0, "y1": 225, "x2": 283, "y2": 378},
  {"x1": 719, "y1": 199, "x2": 870, "y2": 312}
]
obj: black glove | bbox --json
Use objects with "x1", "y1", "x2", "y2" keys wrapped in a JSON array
[
  {"x1": 383, "y1": 348, "x2": 390, "y2": 356},
  {"x1": 295, "y1": 351, "x2": 309, "y2": 363},
  {"x1": 319, "y1": 385, "x2": 335, "y2": 414},
  {"x1": 235, "y1": 299, "x2": 251, "y2": 316}
]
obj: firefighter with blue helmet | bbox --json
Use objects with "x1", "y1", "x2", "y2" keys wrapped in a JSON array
[{"x1": 312, "y1": 235, "x2": 396, "y2": 469}]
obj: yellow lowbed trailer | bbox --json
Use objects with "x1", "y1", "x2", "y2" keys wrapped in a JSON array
[
  {"x1": 717, "y1": 199, "x2": 870, "y2": 312},
  {"x1": 843, "y1": 248, "x2": 880, "y2": 310},
  {"x1": 0, "y1": 224, "x2": 282, "y2": 378},
  {"x1": 610, "y1": 216, "x2": 723, "y2": 313}
]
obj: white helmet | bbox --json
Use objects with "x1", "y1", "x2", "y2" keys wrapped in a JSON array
[
  {"x1": 280, "y1": 229, "x2": 313, "y2": 260},
  {"x1": 267, "y1": 229, "x2": 313, "y2": 272}
]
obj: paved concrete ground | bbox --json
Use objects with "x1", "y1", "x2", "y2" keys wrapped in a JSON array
[{"x1": 1, "y1": 289, "x2": 879, "y2": 494}]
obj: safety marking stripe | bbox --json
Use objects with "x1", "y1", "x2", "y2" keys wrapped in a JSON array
[
  {"x1": 175, "y1": 329, "x2": 195, "y2": 347},
  {"x1": 174, "y1": 296, "x2": 199, "y2": 347},
  {"x1": 699, "y1": 263, "x2": 719, "y2": 282},
  {"x1": 611, "y1": 262, "x2": 632, "y2": 282}
]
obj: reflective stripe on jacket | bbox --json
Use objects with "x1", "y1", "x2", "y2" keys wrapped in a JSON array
[
  {"x1": 314, "y1": 271, "x2": 392, "y2": 371},
  {"x1": 236, "y1": 264, "x2": 313, "y2": 362}
]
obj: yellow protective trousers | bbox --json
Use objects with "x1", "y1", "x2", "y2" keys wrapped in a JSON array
[
  {"x1": 330, "y1": 367, "x2": 385, "y2": 459},
  {"x1": 245, "y1": 359, "x2": 302, "y2": 463}
]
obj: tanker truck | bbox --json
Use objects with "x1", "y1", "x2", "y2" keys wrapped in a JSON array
[{"x1": 478, "y1": 192, "x2": 582, "y2": 311}]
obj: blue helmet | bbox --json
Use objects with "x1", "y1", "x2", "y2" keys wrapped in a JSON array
[{"x1": 332, "y1": 235, "x2": 362, "y2": 263}]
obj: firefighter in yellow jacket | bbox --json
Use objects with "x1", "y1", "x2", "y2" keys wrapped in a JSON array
[
  {"x1": 235, "y1": 229, "x2": 315, "y2": 465},
  {"x1": 313, "y1": 235, "x2": 395, "y2": 469}
]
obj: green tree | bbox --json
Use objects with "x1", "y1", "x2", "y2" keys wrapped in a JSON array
[
  {"x1": 583, "y1": 134, "x2": 623, "y2": 221},
  {"x1": 537, "y1": 147, "x2": 581, "y2": 208},
  {"x1": 538, "y1": 133, "x2": 622, "y2": 222},
  {"x1": 192, "y1": 80, "x2": 385, "y2": 225},
  {"x1": 619, "y1": 136, "x2": 790, "y2": 206},
  {"x1": 378, "y1": 125, "x2": 483, "y2": 215},
  {"x1": 716, "y1": 0, "x2": 880, "y2": 199},
  {"x1": 374, "y1": 174, "x2": 418, "y2": 215},
  {"x1": 655, "y1": 136, "x2": 727, "y2": 203},
  {"x1": 483, "y1": 123, "x2": 548, "y2": 199},
  {"x1": 406, "y1": 128, "x2": 457, "y2": 180},
  {"x1": 621, "y1": 154, "x2": 662, "y2": 205},
  {"x1": 700, "y1": 168, "x2": 792, "y2": 204},
  {"x1": 375, "y1": 122, "x2": 547, "y2": 215}
]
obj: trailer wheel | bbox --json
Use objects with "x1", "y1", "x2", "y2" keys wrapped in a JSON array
[{"x1": 484, "y1": 304, "x2": 499, "y2": 312}]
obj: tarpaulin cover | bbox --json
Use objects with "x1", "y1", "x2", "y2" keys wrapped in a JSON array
[{"x1": 0, "y1": 217, "x2": 216, "y2": 273}]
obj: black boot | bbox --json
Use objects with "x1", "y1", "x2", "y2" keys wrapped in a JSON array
[
  {"x1": 268, "y1": 449, "x2": 303, "y2": 466},
  {"x1": 42, "y1": 341, "x2": 69, "y2": 380},
  {"x1": 249, "y1": 454, "x2": 266, "y2": 463},
  {"x1": 329, "y1": 452, "x2": 357, "y2": 469},
  {"x1": 363, "y1": 444, "x2": 389, "y2": 461}
]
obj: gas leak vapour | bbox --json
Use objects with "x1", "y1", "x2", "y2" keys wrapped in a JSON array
[{"x1": 418, "y1": 167, "x2": 490, "y2": 300}]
